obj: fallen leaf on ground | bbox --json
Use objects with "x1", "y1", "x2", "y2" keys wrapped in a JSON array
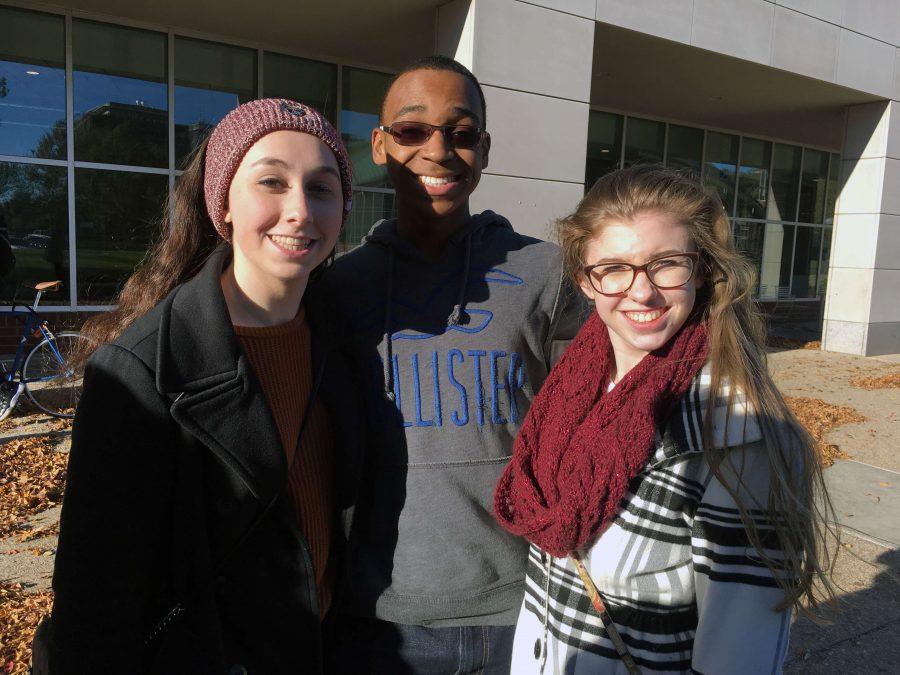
[
  {"x1": 849, "y1": 371, "x2": 900, "y2": 390},
  {"x1": 0, "y1": 434, "x2": 68, "y2": 539},
  {"x1": 15, "y1": 523, "x2": 59, "y2": 544},
  {"x1": 0, "y1": 582, "x2": 53, "y2": 674},
  {"x1": 784, "y1": 396, "x2": 867, "y2": 467},
  {"x1": 767, "y1": 337, "x2": 821, "y2": 350}
]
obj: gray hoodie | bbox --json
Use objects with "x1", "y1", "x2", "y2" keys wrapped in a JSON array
[{"x1": 325, "y1": 211, "x2": 587, "y2": 627}]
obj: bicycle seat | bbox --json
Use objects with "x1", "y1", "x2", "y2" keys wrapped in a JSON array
[{"x1": 34, "y1": 280, "x2": 63, "y2": 292}]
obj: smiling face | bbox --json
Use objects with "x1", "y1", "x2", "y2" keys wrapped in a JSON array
[
  {"x1": 579, "y1": 210, "x2": 702, "y2": 373},
  {"x1": 373, "y1": 68, "x2": 490, "y2": 230},
  {"x1": 224, "y1": 130, "x2": 343, "y2": 295}
]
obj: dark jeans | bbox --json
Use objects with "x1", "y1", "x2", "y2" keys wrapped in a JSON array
[{"x1": 328, "y1": 615, "x2": 515, "y2": 674}]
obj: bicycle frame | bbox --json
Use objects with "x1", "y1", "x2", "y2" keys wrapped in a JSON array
[{"x1": 1, "y1": 289, "x2": 58, "y2": 382}]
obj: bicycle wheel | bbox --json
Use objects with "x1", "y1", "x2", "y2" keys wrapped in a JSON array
[{"x1": 23, "y1": 331, "x2": 90, "y2": 418}]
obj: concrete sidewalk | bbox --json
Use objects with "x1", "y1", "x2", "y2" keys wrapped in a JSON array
[{"x1": 768, "y1": 348, "x2": 900, "y2": 673}]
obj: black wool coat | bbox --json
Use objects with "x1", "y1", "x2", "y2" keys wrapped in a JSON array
[{"x1": 46, "y1": 246, "x2": 365, "y2": 674}]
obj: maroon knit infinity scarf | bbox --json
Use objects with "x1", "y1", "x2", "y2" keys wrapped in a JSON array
[{"x1": 494, "y1": 310, "x2": 709, "y2": 557}]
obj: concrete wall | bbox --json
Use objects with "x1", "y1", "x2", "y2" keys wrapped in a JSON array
[
  {"x1": 583, "y1": 0, "x2": 899, "y2": 99},
  {"x1": 436, "y1": 0, "x2": 594, "y2": 240},
  {"x1": 823, "y1": 100, "x2": 900, "y2": 355}
]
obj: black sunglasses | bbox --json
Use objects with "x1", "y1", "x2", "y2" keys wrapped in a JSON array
[{"x1": 378, "y1": 121, "x2": 485, "y2": 150}]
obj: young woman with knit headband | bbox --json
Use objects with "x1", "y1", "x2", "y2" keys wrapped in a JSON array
[
  {"x1": 495, "y1": 165, "x2": 836, "y2": 674},
  {"x1": 38, "y1": 99, "x2": 365, "y2": 673}
]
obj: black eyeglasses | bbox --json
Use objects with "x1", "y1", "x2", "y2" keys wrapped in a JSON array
[
  {"x1": 583, "y1": 252, "x2": 700, "y2": 296},
  {"x1": 378, "y1": 121, "x2": 485, "y2": 150}
]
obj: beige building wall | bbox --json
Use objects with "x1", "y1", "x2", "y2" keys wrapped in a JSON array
[
  {"x1": 824, "y1": 101, "x2": 900, "y2": 355},
  {"x1": 436, "y1": 0, "x2": 594, "y2": 240}
]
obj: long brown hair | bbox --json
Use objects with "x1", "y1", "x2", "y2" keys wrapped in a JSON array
[
  {"x1": 74, "y1": 139, "x2": 219, "y2": 368},
  {"x1": 558, "y1": 164, "x2": 837, "y2": 618}
]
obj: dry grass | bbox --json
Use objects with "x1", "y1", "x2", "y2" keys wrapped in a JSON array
[
  {"x1": 784, "y1": 396, "x2": 867, "y2": 467},
  {"x1": 849, "y1": 371, "x2": 900, "y2": 390}
]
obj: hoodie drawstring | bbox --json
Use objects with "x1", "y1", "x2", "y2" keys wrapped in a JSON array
[
  {"x1": 382, "y1": 246, "x2": 396, "y2": 402},
  {"x1": 447, "y1": 232, "x2": 472, "y2": 327},
  {"x1": 382, "y1": 230, "x2": 474, "y2": 401}
]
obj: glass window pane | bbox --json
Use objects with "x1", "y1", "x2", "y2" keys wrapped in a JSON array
[
  {"x1": 731, "y1": 220, "x2": 764, "y2": 295},
  {"x1": 340, "y1": 189, "x2": 395, "y2": 252},
  {"x1": 758, "y1": 223, "x2": 794, "y2": 299},
  {"x1": 623, "y1": 117, "x2": 664, "y2": 167},
  {"x1": 665, "y1": 124, "x2": 703, "y2": 177},
  {"x1": 736, "y1": 137, "x2": 770, "y2": 220},
  {"x1": 585, "y1": 110, "x2": 623, "y2": 189},
  {"x1": 341, "y1": 67, "x2": 391, "y2": 188},
  {"x1": 263, "y1": 53, "x2": 337, "y2": 124},
  {"x1": 0, "y1": 7, "x2": 66, "y2": 159},
  {"x1": 768, "y1": 143, "x2": 801, "y2": 221},
  {"x1": 818, "y1": 227, "x2": 832, "y2": 296},
  {"x1": 175, "y1": 37, "x2": 256, "y2": 167},
  {"x1": 0, "y1": 161, "x2": 69, "y2": 305},
  {"x1": 73, "y1": 20, "x2": 168, "y2": 168},
  {"x1": 790, "y1": 226, "x2": 822, "y2": 298},
  {"x1": 75, "y1": 169, "x2": 167, "y2": 304},
  {"x1": 824, "y1": 153, "x2": 839, "y2": 226},
  {"x1": 798, "y1": 148, "x2": 829, "y2": 224},
  {"x1": 702, "y1": 132, "x2": 739, "y2": 215}
]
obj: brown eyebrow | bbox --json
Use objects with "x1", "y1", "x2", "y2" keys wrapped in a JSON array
[
  {"x1": 591, "y1": 250, "x2": 691, "y2": 265},
  {"x1": 249, "y1": 157, "x2": 290, "y2": 169},
  {"x1": 249, "y1": 157, "x2": 340, "y2": 180}
]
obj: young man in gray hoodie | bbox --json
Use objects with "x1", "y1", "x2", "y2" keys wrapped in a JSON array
[{"x1": 325, "y1": 56, "x2": 586, "y2": 673}]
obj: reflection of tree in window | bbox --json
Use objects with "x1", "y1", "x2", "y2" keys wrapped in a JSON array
[
  {"x1": 74, "y1": 169, "x2": 167, "y2": 303},
  {"x1": 0, "y1": 162, "x2": 69, "y2": 304},
  {"x1": 702, "y1": 132, "x2": 738, "y2": 215}
]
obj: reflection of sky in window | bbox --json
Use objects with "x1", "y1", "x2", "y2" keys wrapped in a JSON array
[
  {"x1": 340, "y1": 109, "x2": 388, "y2": 187},
  {"x1": 175, "y1": 86, "x2": 240, "y2": 127},
  {"x1": 0, "y1": 62, "x2": 66, "y2": 157},
  {"x1": 341, "y1": 110, "x2": 378, "y2": 140},
  {"x1": 74, "y1": 72, "x2": 167, "y2": 116}
]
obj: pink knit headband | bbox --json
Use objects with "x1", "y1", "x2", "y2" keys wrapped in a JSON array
[{"x1": 203, "y1": 98, "x2": 353, "y2": 238}]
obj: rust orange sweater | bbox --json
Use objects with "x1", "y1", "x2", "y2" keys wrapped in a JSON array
[{"x1": 234, "y1": 308, "x2": 335, "y2": 617}]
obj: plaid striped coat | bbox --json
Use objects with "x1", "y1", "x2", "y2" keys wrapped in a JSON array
[{"x1": 510, "y1": 365, "x2": 792, "y2": 674}]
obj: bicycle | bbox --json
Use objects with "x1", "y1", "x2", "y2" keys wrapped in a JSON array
[{"x1": 0, "y1": 280, "x2": 90, "y2": 423}]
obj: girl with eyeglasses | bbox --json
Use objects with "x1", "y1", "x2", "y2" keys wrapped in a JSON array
[
  {"x1": 495, "y1": 165, "x2": 836, "y2": 674},
  {"x1": 38, "y1": 99, "x2": 365, "y2": 674}
]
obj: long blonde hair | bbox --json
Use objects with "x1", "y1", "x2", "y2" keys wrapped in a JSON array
[{"x1": 559, "y1": 165, "x2": 836, "y2": 618}]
